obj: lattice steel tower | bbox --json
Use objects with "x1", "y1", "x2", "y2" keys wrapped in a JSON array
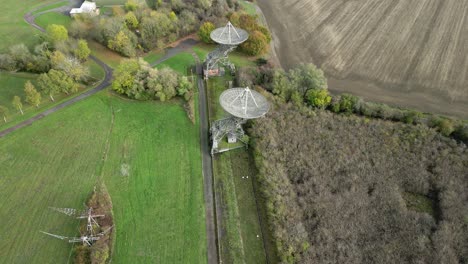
[
  {"x1": 211, "y1": 87, "x2": 270, "y2": 154},
  {"x1": 204, "y1": 22, "x2": 249, "y2": 78}
]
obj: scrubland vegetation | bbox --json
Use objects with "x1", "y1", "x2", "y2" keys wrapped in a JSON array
[{"x1": 250, "y1": 103, "x2": 468, "y2": 264}]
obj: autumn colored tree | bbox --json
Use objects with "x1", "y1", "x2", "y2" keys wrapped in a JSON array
[
  {"x1": 124, "y1": 12, "x2": 139, "y2": 29},
  {"x1": 12, "y1": 96, "x2": 23, "y2": 115},
  {"x1": 306, "y1": 89, "x2": 331, "y2": 109},
  {"x1": 24, "y1": 81, "x2": 41, "y2": 107},
  {"x1": 46, "y1": 24, "x2": 68, "y2": 43},
  {"x1": 240, "y1": 30, "x2": 267, "y2": 56},
  {"x1": 108, "y1": 31, "x2": 136, "y2": 57},
  {"x1": 198, "y1": 22, "x2": 215, "y2": 44},
  {"x1": 0, "y1": 105, "x2": 8, "y2": 123},
  {"x1": 74, "y1": 39, "x2": 91, "y2": 61}
]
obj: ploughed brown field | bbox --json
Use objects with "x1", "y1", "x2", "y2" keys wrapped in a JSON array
[{"x1": 257, "y1": 0, "x2": 468, "y2": 118}]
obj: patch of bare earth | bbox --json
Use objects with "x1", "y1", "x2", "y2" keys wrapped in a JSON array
[{"x1": 258, "y1": 0, "x2": 468, "y2": 118}]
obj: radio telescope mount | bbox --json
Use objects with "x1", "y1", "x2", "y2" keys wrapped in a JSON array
[
  {"x1": 211, "y1": 87, "x2": 270, "y2": 154},
  {"x1": 204, "y1": 22, "x2": 249, "y2": 79},
  {"x1": 210, "y1": 21, "x2": 249, "y2": 46}
]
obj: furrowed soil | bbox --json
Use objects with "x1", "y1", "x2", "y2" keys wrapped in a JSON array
[{"x1": 257, "y1": 0, "x2": 468, "y2": 119}]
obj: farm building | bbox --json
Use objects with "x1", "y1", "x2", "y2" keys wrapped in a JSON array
[{"x1": 70, "y1": 1, "x2": 99, "y2": 16}]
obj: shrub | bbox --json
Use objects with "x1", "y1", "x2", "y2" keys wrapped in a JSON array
[
  {"x1": 0, "y1": 54, "x2": 16, "y2": 71},
  {"x1": 124, "y1": 0, "x2": 138, "y2": 11},
  {"x1": 402, "y1": 110, "x2": 423, "y2": 125},
  {"x1": 198, "y1": 22, "x2": 215, "y2": 43},
  {"x1": 339, "y1": 93, "x2": 359, "y2": 114},
  {"x1": 305, "y1": 89, "x2": 331, "y2": 109},
  {"x1": 435, "y1": 118, "x2": 455, "y2": 136}
]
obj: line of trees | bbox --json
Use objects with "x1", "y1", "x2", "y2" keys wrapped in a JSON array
[
  {"x1": 70, "y1": 0, "x2": 241, "y2": 57},
  {"x1": 238, "y1": 62, "x2": 468, "y2": 144},
  {"x1": 0, "y1": 24, "x2": 92, "y2": 123}
]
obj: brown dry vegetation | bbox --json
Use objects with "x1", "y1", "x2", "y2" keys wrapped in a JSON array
[
  {"x1": 250, "y1": 105, "x2": 468, "y2": 263},
  {"x1": 257, "y1": 0, "x2": 468, "y2": 118}
]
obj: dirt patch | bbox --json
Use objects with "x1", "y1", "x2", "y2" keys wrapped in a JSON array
[{"x1": 257, "y1": 0, "x2": 468, "y2": 119}]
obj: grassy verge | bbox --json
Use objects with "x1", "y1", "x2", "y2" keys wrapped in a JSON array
[
  {"x1": 0, "y1": 90, "x2": 206, "y2": 263},
  {"x1": 89, "y1": 41, "x2": 125, "y2": 69},
  {"x1": 143, "y1": 51, "x2": 164, "y2": 65},
  {"x1": 155, "y1": 52, "x2": 195, "y2": 75},
  {"x1": 34, "y1": 12, "x2": 72, "y2": 29}
]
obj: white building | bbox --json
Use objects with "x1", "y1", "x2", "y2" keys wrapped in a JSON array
[{"x1": 70, "y1": 1, "x2": 99, "y2": 16}]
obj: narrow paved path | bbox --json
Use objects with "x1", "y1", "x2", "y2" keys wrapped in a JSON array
[{"x1": 194, "y1": 55, "x2": 219, "y2": 264}]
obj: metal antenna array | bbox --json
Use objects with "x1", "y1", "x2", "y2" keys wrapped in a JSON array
[
  {"x1": 204, "y1": 22, "x2": 249, "y2": 79},
  {"x1": 211, "y1": 87, "x2": 270, "y2": 154},
  {"x1": 41, "y1": 206, "x2": 112, "y2": 246}
]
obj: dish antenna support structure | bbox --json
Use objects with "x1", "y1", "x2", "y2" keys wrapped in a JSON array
[
  {"x1": 211, "y1": 87, "x2": 269, "y2": 154},
  {"x1": 204, "y1": 22, "x2": 249, "y2": 79}
]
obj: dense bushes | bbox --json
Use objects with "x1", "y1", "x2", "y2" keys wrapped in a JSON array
[
  {"x1": 229, "y1": 12, "x2": 272, "y2": 56},
  {"x1": 71, "y1": 0, "x2": 239, "y2": 57},
  {"x1": 250, "y1": 105, "x2": 468, "y2": 264},
  {"x1": 248, "y1": 62, "x2": 468, "y2": 143},
  {"x1": 0, "y1": 24, "x2": 91, "y2": 119},
  {"x1": 112, "y1": 58, "x2": 193, "y2": 102}
]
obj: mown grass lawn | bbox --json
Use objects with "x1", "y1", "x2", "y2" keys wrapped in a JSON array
[
  {"x1": 31, "y1": 0, "x2": 69, "y2": 15},
  {"x1": 0, "y1": 91, "x2": 206, "y2": 263},
  {"x1": 143, "y1": 51, "x2": 164, "y2": 65},
  {"x1": 0, "y1": 0, "x2": 57, "y2": 52},
  {"x1": 35, "y1": 12, "x2": 72, "y2": 29},
  {"x1": 155, "y1": 52, "x2": 195, "y2": 75}
]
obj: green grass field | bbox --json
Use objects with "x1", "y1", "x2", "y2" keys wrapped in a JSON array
[
  {"x1": 31, "y1": 0, "x2": 69, "y2": 15},
  {"x1": 0, "y1": 91, "x2": 206, "y2": 263},
  {"x1": 155, "y1": 52, "x2": 195, "y2": 75},
  {"x1": 0, "y1": 0, "x2": 58, "y2": 52},
  {"x1": 0, "y1": 72, "x2": 38, "y2": 112},
  {"x1": 35, "y1": 12, "x2": 72, "y2": 29},
  {"x1": 143, "y1": 51, "x2": 164, "y2": 66}
]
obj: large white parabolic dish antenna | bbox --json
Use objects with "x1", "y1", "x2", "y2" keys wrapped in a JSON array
[
  {"x1": 210, "y1": 22, "x2": 249, "y2": 46},
  {"x1": 220, "y1": 87, "x2": 270, "y2": 119}
]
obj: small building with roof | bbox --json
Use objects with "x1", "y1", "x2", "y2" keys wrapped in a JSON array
[{"x1": 70, "y1": 1, "x2": 99, "y2": 17}]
